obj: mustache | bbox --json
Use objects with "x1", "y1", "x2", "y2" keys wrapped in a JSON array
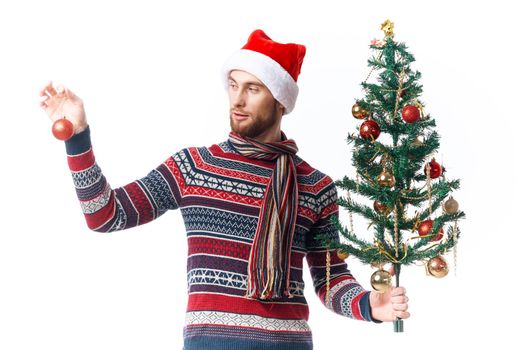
[{"x1": 231, "y1": 110, "x2": 249, "y2": 115}]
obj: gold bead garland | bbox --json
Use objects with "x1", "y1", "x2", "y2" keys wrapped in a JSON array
[
  {"x1": 453, "y1": 219, "x2": 458, "y2": 276},
  {"x1": 363, "y1": 239, "x2": 408, "y2": 263},
  {"x1": 363, "y1": 52, "x2": 384, "y2": 89},
  {"x1": 347, "y1": 190, "x2": 355, "y2": 234},
  {"x1": 392, "y1": 68, "x2": 405, "y2": 122},
  {"x1": 394, "y1": 206, "x2": 399, "y2": 258},
  {"x1": 426, "y1": 160, "x2": 433, "y2": 215}
]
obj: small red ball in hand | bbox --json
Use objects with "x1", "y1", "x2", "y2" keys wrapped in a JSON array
[
  {"x1": 359, "y1": 120, "x2": 381, "y2": 140},
  {"x1": 401, "y1": 105, "x2": 420, "y2": 123},
  {"x1": 52, "y1": 117, "x2": 75, "y2": 141}
]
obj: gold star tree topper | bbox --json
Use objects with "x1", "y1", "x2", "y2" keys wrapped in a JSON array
[{"x1": 381, "y1": 19, "x2": 395, "y2": 38}]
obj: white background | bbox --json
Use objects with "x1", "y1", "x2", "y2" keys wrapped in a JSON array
[{"x1": 1, "y1": 0, "x2": 523, "y2": 349}]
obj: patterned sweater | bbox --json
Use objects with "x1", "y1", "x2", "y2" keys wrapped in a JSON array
[{"x1": 64, "y1": 126, "x2": 378, "y2": 350}]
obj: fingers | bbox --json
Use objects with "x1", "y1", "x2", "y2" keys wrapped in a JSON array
[
  {"x1": 39, "y1": 81, "x2": 51, "y2": 109},
  {"x1": 39, "y1": 81, "x2": 66, "y2": 99},
  {"x1": 391, "y1": 286, "x2": 409, "y2": 319},
  {"x1": 391, "y1": 295, "x2": 408, "y2": 304},
  {"x1": 40, "y1": 94, "x2": 49, "y2": 108},
  {"x1": 392, "y1": 300, "x2": 409, "y2": 311},
  {"x1": 390, "y1": 286, "x2": 406, "y2": 297},
  {"x1": 394, "y1": 310, "x2": 410, "y2": 319},
  {"x1": 39, "y1": 81, "x2": 55, "y2": 110},
  {"x1": 40, "y1": 81, "x2": 57, "y2": 97},
  {"x1": 39, "y1": 81, "x2": 69, "y2": 111}
]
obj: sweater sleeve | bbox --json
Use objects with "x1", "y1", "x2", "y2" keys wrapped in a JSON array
[
  {"x1": 64, "y1": 125, "x2": 187, "y2": 232},
  {"x1": 305, "y1": 179, "x2": 381, "y2": 323}
]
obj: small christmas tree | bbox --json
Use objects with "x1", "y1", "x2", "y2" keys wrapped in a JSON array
[{"x1": 317, "y1": 20, "x2": 466, "y2": 332}]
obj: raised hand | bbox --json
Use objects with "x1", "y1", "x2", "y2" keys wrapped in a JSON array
[{"x1": 39, "y1": 81, "x2": 88, "y2": 135}]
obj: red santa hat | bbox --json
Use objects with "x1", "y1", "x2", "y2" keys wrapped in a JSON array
[{"x1": 221, "y1": 29, "x2": 307, "y2": 115}]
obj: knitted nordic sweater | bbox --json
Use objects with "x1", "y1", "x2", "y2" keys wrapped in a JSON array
[{"x1": 64, "y1": 126, "x2": 378, "y2": 350}]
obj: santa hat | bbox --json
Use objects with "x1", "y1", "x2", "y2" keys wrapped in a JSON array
[{"x1": 221, "y1": 29, "x2": 307, "y2": 115}]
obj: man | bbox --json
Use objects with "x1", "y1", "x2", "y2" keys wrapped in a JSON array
[{"x1": 40, "y1": 29, "x2": 409, "y2": 350}]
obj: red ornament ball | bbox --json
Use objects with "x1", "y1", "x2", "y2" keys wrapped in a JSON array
[
  {"x1": 424, "y1": 158, "x2": 443, "y2": 179},
  {"x1": 359, "y1": 120, "x2": 381, "y2": 140},
  {"x1": 373, "y1": 200, "x2": 392, "y2": 215},
  {"x1": 52, "y1": 117, "x2": 74, "y2": 141},
  {"x1": 418, "y1": 219, "x2": 444, "y2": 242},
  {"x1": 418, "y1": 219, "x2": 433, "y2": 236},
  {"x1": 401, "y1": 105, "x2": 420, "y2": 123},
  {"x1": 433, "y1": 228, "x2": 444, "y2": 242}
]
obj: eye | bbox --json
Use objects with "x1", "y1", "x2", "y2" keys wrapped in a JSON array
[{"x1": 249, "y1": 87, "x2": 259, "y2": 93}]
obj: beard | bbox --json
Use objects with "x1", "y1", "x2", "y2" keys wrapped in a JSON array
[{"x1": 230, "y1": 101, "x2": 280, "y2": 139}]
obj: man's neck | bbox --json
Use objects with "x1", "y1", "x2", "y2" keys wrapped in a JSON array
[{"x1": 252, "y1": 128, "x2": 283, "y2": 143}]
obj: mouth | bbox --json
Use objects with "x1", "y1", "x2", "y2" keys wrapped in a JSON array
[{"x1": 232, "y1": 112, "x2": 250, "y2": 121}]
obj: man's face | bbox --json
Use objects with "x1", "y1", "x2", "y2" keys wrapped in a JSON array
[{"x1": 228, "y1": 70, "x2": 283, "y2": 140}]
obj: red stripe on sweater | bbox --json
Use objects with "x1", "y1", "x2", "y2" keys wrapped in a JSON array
[
  {"x1": 190, "y1": 147, "x2": 270, "y2": 185},
  {"x1": 67, "y1": 148, "x2": 95, "y2": 171},
  {"x1": 298, "y1": 205, "x2": 317, "y2": 222},
  {"x1": 184, "y1": 185, "x2": 263, "y2": 206},
  {"x1": 123, "y1": 182, "x2": 154, "y2": 225},
  {"x1": 351, "y1": 291, "x2": 366, "y2": 321},
  {"x1": 295, "y1": 159, "x2": 315, "y2": 175},
  {"x1": 319, "y1": 201, "x2": 338, "y2": 219},
  {"x1": 164, "y1": 157, "x2": 187, "y2": 195},
  {"x1": 306, "y1": 250, "x2": 346, "y2": 267},
  {"x1": 187, "y1": 293, "x2": 310, "y2": 321},
  {"x1": 188, "y1": 236, "x2": 252, "y2": 259},
  {"x1": 297, "y1": 176, "x2": 333, "y2": 195}
]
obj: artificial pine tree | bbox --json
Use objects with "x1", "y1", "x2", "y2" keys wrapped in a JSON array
[{"x1": 317, "y1": 20, "x2": 466, "y2": 332}]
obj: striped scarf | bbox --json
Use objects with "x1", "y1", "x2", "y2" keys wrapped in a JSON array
[{"x1": 228, "y1": 131, "x2": 299, "y2": 300}]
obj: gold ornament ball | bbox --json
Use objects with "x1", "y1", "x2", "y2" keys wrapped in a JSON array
[
  {"x1": 443, "y1": 196, "x2": 459, "y2": 214},
  {"x1": 370, "y1": 269, "x2": 392, "y2": 293},
  {"x1": 351, "y1": 104, "x2": 368, "y2": 119},
  {"x1": 377, "y1": 170, "x2": 395, "y2": 187},
  {"x1": 427, "y1": 256, "x2": 449, "y2": 278},
  {"x1": 337, "y1": 249, "x2": 349, "y2": 260}
]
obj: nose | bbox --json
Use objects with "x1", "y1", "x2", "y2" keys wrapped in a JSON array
[{"x1": 231, "y1": 89, "x2": 246, "y2": 108}]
